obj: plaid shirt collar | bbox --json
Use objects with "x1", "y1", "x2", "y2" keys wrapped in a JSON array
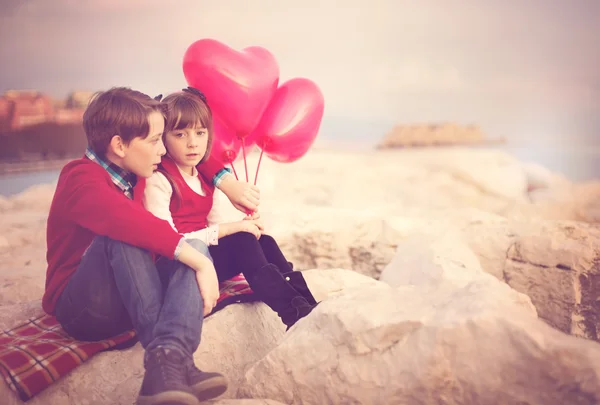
[{"x1": 85, "y1": 148, "x2": 137, "y2": 198}]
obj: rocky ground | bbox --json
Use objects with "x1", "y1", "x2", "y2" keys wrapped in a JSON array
[{"x1": 1, "y1": 147, "x2": 599, "y2": 404}]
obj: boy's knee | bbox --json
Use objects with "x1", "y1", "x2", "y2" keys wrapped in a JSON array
[
  {"x1": 103, "y1": 236, "x2": 145, "y2": 254},
  {"x1": 184, "y1": 238, "x2": 210, "y2": 255}
]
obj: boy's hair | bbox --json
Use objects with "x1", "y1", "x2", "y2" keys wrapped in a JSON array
[
  {"x1": 83, "y1": 87, "x2": 166, "y2": 157},
  {"x1": 161, "y1": 90, "x2": 214, "y2": 165}
]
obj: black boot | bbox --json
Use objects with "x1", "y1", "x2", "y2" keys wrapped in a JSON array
[
  {"x1": 247, "y1": 264, "x2": 316, "y2": 330},
  {"x1": 282, "y1": 271, "x2": 318, "y2": 306}
]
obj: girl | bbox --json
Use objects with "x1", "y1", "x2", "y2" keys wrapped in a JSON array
[{"x1": 143, "y1": 87, "x2": 318, "y2": 330}]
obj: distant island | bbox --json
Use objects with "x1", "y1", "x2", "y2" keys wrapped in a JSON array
[{"x1": 377, "y1": 123, "x2": 506, "y2": 149}]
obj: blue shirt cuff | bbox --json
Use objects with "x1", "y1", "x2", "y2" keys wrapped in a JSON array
[{"x1": 213, "y1": 168, "x2": 232, "y2": 187}]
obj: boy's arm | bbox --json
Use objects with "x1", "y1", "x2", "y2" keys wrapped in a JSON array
[
  {"x1": 197, "y1": 154, "x2": 226, "y2": 183},
  {"x1": 197, "y1": 155, "x2": 260, "y2": 213},
  {"x1": 63, "y1": 166, "x2": 182, "y2": 259},
  {"x1": 215, "y1": 174, "x2": 260, "y2": 214}
]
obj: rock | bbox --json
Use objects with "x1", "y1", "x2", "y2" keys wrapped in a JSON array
[
  {"x1": 273, "y1": 210, "x2": 397, "y2": 279},
  {"x1": 238, "y1": 244, "x2": 600, "y2": 405},
  {"x1": 210, "y1": 401, "x2": 286, "y2": 405},
  {"x1": 8, "y1": 184, "x2": 56, "y2": 212},
  {"x1": 0, "y1": 269, "x2": 373, "y2": 405},
  {"x1": 521, "y1": 161, "x2": 569, "y2": 191},
  {"x1": 0, "y1": 300, "x2": 44, "y2": 329},
  {"x1": 380, "y1": 233, "x2": 529, "y2": 307},
  {"x1": 504, "y1": 221, "x2": 600, "y2": 340},
  {"x1": 0, "y1": 195, "x2": 13, "y2": 212},
  {"x1": 270, "y1": 205, "x2": 509, "y2": 280},
  {"x1": 428, "y1": 148, "x2": 528, "y2": 201},
  {"x1": 377, "y1": 122, "x2": 487, "y2": 148},
  {"x1": 460, "y1": 220, "x2": 600, "y2": 340},
  {"x1": 574, "y1": 181, "x2": 600, "y2": 223},
  {"x1": 0, "y1": 300, "x2": 284, "y2": 405}
]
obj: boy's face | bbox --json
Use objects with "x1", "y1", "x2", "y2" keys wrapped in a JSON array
[{"x1": 121, "y1": 111, "x2": 166, "y2": 178}]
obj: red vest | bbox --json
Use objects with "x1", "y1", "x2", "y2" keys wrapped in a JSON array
[{"x1": 159, "y1": 156, "x2": 215, "y2": 233}]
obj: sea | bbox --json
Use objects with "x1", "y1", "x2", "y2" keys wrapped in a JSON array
[{"x1": 1, "y1": 139, "x2": 598, "y2": 198}]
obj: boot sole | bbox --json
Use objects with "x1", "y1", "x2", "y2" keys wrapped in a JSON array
[
  {"x1": 137, "y1": 390, "x2": 200, "y2": 405},
  {"x1": 190, "y1": 374, "x2": 228, "y2": 401}
]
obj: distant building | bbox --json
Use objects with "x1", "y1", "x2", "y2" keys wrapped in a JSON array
[
  {"x1": 0, "y1": 90, "x2": 54, "y2": 131},
  {"x1": 65, "y1": 90, "x2": 95, "y2": 109},
  {"x1": 0, "y1": 90, "x2": 88, "y2": 133}
]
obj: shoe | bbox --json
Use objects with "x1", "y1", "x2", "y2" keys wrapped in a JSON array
[
  {"x1": 137, "y1": 347, "x2": 199, "y2": 405},
  {"x1": 185, "y1": 358, "x2": 228, "y2": 401}
]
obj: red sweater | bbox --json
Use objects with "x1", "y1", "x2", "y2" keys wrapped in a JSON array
[{"x1": 43, "y1": 156, "x2": 223, "y2": 314}]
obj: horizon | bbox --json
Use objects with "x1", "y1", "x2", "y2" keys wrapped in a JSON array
[{"x1": 1, "y1": 0, "x2": 599, "y2": 146}]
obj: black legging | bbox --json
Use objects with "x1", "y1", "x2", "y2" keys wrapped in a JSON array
[{"x1": 208, "y1": 233, "x2": 291, "y2": 282}]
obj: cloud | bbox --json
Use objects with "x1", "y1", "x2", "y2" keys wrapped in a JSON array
[{"x1": 0, "y1": 0, "x2": 597, "y2": 136}]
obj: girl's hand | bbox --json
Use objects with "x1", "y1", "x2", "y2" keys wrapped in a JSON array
[
  {"x1": 237, "y1": 220, "x2": 262, "y2": 239},
  {"x1": 244, "y1": 212, "x2": 260, "y2": 221}
]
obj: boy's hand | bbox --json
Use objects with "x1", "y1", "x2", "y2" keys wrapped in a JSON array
[
  {"x1": 195, "y1": 264, "x2": 220, "y2": 316},
  {"x1": 218, "y1": 175, "x2": 260, "y2": 214},
  {"x1": 176, "y1": 241, "x2": 220, "y2": 315}
]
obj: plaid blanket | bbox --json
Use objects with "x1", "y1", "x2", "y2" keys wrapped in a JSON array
[{"x1": 0, "y1": 274, "x2": 256, "y2": 402}]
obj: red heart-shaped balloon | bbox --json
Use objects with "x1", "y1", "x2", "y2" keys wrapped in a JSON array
[
  {"x1": 254, "y1": 78, "x2": 325, "y2": 163},
  {"x1": 211, "y1": 113, "x2": 254, "y2": 165},
  {"x1": 183, "y1": 39, "x2": 280, "y2": 138}
]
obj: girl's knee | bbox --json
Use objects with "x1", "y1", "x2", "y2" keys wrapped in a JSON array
[{"x1": 259, "y1": 234, "x2": 275, "y2": 243}]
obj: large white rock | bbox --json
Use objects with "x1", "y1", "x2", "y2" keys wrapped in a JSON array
[
  {"x1": 460, "y1": 220, "x2": 600, "y2": 340},
  {"x1": 238, "y1": 243, "x2": 600, "y2": 405}
]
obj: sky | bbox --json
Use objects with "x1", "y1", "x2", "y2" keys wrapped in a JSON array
[{"x1": 0, "y1": 0, "x2": 599, "y2": 146}]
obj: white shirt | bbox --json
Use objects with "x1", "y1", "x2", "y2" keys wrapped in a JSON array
[{"x1": 143, "y1": 165, "x2": 226, "y2": 246}]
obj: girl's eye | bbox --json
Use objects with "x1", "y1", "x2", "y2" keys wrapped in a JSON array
[
  {"x1": 175, "y1": 133, "x2": 185, "y2": 138},
  {"x1": 197, "y1": 131, "x2": 206, "y2": 136}
]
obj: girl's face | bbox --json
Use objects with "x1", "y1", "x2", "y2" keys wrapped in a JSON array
[{"x1": 164, "y1": 125, "x2": 209, "y2": 174}]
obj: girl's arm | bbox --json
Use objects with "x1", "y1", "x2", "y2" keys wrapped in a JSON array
[{"x1": 143, "y1": 172, "x2": 221, "y2": 246}]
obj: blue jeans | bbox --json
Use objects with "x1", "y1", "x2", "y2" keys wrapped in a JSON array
[{"x1": 55, "y1": 236, "x2": 208, "y2": 357}]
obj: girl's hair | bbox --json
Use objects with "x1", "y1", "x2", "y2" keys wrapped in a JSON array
[
  {"x1": 158, "y1": 88, "x2": 214, "y2": 208},
  {"x1": 161, "y1": 89, "x2": 214, "y2": 164}
]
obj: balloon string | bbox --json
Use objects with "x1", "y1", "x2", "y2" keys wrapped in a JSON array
[
  {"x1": 254, "y1": 148, "x2": 264, "y2": 186},
  {"x1": 229, "y1": 161, "x2": 239, "y2": 180},
  {"x1": 241, "y1": 137, "x2": 249, "y2": 183}
]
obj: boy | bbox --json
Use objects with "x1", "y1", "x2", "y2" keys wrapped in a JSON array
[{"x1": 43, "y1": 87, "x2": 258, "y2": 405}]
